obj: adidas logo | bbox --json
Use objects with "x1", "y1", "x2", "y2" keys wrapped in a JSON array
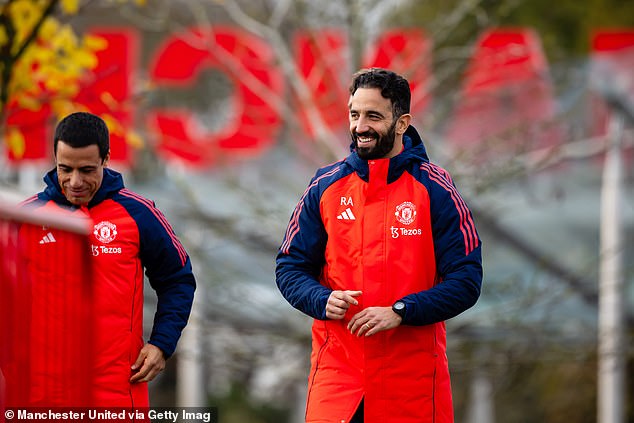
[
  {"x1": 39, "y1": 232, "x2": 57, "y2": 244},
  {"x1": 337, "y1": 208, "x2": 356, "y2": 221}
]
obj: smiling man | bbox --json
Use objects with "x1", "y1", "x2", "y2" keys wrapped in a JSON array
[
  {"x1": 348, "y1": 75, "x2": 408, "y2": 160},
  {"x1": 55, "y1": 139, "x2": 108, "y2": 206},
  {"x1": 17, "y1": 112, "x2": 196, "y2": 407},
  {"x1": 276, "y1": 68, "x2": 483, "y2": 423}
]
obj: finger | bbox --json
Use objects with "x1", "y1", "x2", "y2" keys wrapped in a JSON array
[
  {"x1": 350, "y1": 317, "x2": 372, "y2": 336},
  {"x1": 330, "y1": 291, "x2": 360, "y2": 307},
  {"x1": 130, "y1": 344, "x2": 165, "y2": 383},
  {"x1": 326, "y1": 291, "x2": 361, "y2": 320},
  {"x1": 329, "y1": 296, "x2": 352, "y2": 310},
  {"x1": 341, "y1": 290, "x2": 362, "y2": 305},
  {"x1": 357, "y1": 321, "x2": 375, "y2": 337},
  {"x1": 347, "y1": 315, "x2": 358, "y2": 331},
  {"x1": 347, "y1": 309, "x2": 368, "y2": 330},
  {"x1": 349, "y1": 319, "x2": 364, "y2": 333},
  {"x1": 365, "y1": 321, "x2": 381, "y2": 337},
  {"x1": 131, "y1": 349, "x2": 147, "y2": 371},
  {"x1": 131, "y1": 356, "x2": 163, "y2": 383},
  {"x1": 130, "y1": 363, "x2": 149, "y2": 383},
  {"x1": 326, "y1": 304, "x2": 343, "y2": 315},
  {"x1": 142, "y1": 359, "x2": 166, "y2": 383},
  {"x1": 326, "y1": 307, "x2": 346, "y2": 320},
  {"x1": 133, "y1": 363, "x2": 159, "y2": 383},
  {"x1": 144, "y1": 367, "x2": 161, "y2": 382}
]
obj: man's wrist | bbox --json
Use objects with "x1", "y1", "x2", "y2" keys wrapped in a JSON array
[{"x1": 392, "y1": 300, "x2": 406, "y2": 320}]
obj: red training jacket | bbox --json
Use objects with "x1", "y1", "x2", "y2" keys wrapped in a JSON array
[
  {"x1": 276, "y1": 126, "x2": 483, "y2": 423},
  {"x1": 7, "y1": 168, "x2": 195, "y2": 408}
]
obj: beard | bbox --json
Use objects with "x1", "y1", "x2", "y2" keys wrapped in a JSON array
[{"x1": 351, "y1": 120, "x2": 398, "y2": 160}]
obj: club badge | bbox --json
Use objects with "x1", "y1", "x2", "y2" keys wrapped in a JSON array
[
  {"x1": 395, "y1": 202, "x2": 417, "y2": 225},
  {"x1": 93, "y1": 221, "x2": 118, "y2": 244}
]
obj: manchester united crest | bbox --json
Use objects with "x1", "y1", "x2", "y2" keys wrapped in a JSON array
[
  {"x1": 395, "y1": 202, "x2": 417, "y2": 225},
  {"x1": 94, "y1": 221, "x2": 118, "y2": 244}
]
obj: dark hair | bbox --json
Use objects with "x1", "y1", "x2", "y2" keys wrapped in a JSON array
[
  {"x1": 54, "y1": 112, "x2": 110, "y2": 161},
  {"x1": 349, "y1": 68, "x2": 411, "y2": 118}
]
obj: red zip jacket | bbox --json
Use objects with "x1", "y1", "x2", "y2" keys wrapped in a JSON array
[
  {"x1": 10, "y1": 168, "x2": 195, "y2": 407},
  {"x1": 276, "y1": 126, "x2": 482, "y2": 423}
]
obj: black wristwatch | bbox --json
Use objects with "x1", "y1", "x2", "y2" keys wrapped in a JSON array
[{"x1": 392, "y1": 301, "x2": 406, "y2": 318}]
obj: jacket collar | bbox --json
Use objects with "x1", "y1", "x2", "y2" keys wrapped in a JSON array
[
  {"x1": 43, "y1": 167, "x2": 125, "y2": 209},
  {"x1": 345, "y1": 125, "x2": 429, "y2": 183}
]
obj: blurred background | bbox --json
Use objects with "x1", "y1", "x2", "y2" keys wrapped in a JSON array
[{"x1": 0, "y1": 0, "x2": 632, "y2": 422}]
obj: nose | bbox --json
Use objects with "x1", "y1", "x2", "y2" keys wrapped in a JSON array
[
  {"x1": 354, "y1": 116, "x2": 370, "y2": 133},
  {"x1": 69, "y1": 170, "x2": 83, "y2": 187}
]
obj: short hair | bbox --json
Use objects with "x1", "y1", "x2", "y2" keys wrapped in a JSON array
[
  {"x1": 349, "y1": 68, "x2": 411, "y2": 119},
  {"x1": 54, "y1": 112, "x2": 110, "y2": 161}
]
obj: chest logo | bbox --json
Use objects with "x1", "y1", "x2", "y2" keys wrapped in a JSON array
[
  {"x1": 395, "y1": 202, "x2": 417, "y2": 225},
  {"x1": 337, "y1": 208, "x2": 356, "y2": 221},
  {"x1": 39, "y1": 232, "x2": 57, "y2": 244},
  {"x1": 93, "y1": 221, "x2": 118, "y2": 244}
]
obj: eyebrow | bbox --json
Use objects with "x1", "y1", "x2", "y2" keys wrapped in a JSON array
[
  {"x1": 349, "y1": 107, "x2": 386, "y2": 119},
  {"x1": 58, "y1": 164, "x2": 98, "y2": 171}
]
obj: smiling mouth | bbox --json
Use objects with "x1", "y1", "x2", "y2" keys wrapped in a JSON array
[
  {"x1": 356, "y1": 133, "x2": 377, "y2": 145},
  {"x1": 66, "y1": 189, "x2": 87, "y2": 199}
]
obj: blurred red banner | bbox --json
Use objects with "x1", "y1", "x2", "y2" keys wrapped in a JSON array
[{"x1": 4, "y1": 26, "x2": 633, "y2": 167}]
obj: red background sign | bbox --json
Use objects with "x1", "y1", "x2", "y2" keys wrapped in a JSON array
[{"x1": 5, "y1": 27, "x2": 633, "y2": 167}]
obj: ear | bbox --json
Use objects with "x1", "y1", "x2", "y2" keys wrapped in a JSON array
[
  {"x1": 395, "y1": 114, "x2": 412, "y2": 135},
  {"x1": 103, "y1": 150, "x2": 111, "y2": 167}
]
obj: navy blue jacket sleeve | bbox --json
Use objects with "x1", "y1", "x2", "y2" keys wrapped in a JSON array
[
  {"x1": 275, "y1": 173, "x2": 333, "y2": 320},
  {"x1": 400, "y1": 165, "x2": 483, "y2": 325},
  {"x1": 119, "y1": 194, "x2": 196, "y2": 358}
]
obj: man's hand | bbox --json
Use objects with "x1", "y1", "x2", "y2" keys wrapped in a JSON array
[
  {"x1": 130, "y1": 343, "x2": 166, "y2": 383},
  {"x1": 325, "y1": 290, "x2": 362, "y2": 320},
  {"x1": 348, "y1": 306, "x2": 402, "y2": 337}
]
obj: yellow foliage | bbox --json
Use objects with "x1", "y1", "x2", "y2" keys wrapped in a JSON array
[
  {"x1": 10, "y1": 2, "x2": 38, "y2": 33},
  {"x1": 101, "y1": 114, "x2": 144, "y2": 149},
  {"x1": 0, "y1": 27, "x2": 7, "y2": 46},
  {"x1": 3, "y1": 2, "x2": 107, "y2": 119},
  {"x1": 16, "y1": 96, "x2": 40, "y2": 111},
  {"x1": 99, "y1": 92, "x2": 119, "y2": 110},
  {"x1": 6, "y1": 127, "x2": 26, "y2": 159},
  {"x1": 51, "y1": 24, "x2": 79, "y2": 51},
  {"x1": 50, "y1": 99, "x2": 81, "y2": 119},
  {"x1": 39, "y1": 17, "x2": 59, "y2": 40},
  {"x1": 1, "y1": 0, "x2": 145, "y2": 158},
  {"x1": 84, "y1": 35, "x2": 109, "y2": 51},
  {"x1": 60, "y1": 0, "x2": 80, "y2": 15},
  {"x1": 126, "y1": 130, "x2": 145, "y2": 149}
]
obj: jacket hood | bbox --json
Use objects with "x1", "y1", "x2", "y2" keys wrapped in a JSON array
[
  {"x1": 346, "y1": 125, "x2": 430, "y2": 182},
  {"x1": 42, "y1": 167, "x2": 125, "y2": 208}
]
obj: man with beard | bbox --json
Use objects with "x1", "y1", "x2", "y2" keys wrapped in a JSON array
[{"x1": 276, "y1": 68, "x2": 483, "y2": 423}]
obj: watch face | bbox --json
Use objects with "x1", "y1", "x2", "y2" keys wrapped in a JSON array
[
  {"x1": 393, "y1": 301, "x2": 406, "y2": 317},
  {"x1": 392, "y1": 301, "x2": 405, "y2": 318}
]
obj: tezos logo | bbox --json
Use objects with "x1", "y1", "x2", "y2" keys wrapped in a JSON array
[
  {"x1": 93, "y1": 221, "x2": 118, "y2": 244},
  {"x1": 395, "y1": 202, "x2": 417, "y2": 225}
]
